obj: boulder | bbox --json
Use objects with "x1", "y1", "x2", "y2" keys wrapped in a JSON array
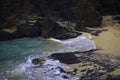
[
  {"x1": 32, "y1": 0, "x2": 102, "y2": 27},
  {"x1": 0, "y1": 0, "x2": 34, "y2": 28},
  {"x1": 72, "y1": 0, "x2": 102, "y2": 28},
  {"x1": 94, "y1": 0, "x2": 120, "y2": 15},
  {"x1": 49, "y1": 53, "x2": 80, "y2": 64},
  {"x1": 0, "y1": 30, "x2": 14, "y2": 41},
  {"x1": 36, "y1": 19, "x2": 81, "y2": 39},
  {"x1": 15, "y1": 22, "x2": 41, "y2": 38},
  {"x1": 32, "y1": 58, "x2": 42, "y2": 65}
]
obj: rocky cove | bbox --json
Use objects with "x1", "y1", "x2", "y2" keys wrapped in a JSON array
[
  {"x1": 0, "y1": 25, "x2": 120, "y2": 80},
  {"x1": 0, "y1": 0, "x2": 120, "y2": 80}
]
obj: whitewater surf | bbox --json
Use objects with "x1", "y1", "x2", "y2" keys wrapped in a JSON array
[{"x1": 0, "y1": 36, "x2": 96, "y2": 80}]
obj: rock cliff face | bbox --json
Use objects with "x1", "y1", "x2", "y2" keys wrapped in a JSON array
[
  {"x1": 94, "y1": 0, "x2": 120, "y2": 15},
  {"x1": 0, "y1": 0, "x2": 119, "y2": 40},
  {"x1": 31, "y1": 0, "x2": 102, "y2": 27}
]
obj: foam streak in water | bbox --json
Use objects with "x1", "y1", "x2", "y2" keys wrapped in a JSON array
[
  {"x1": 48, "y1": 36, "x2": 96, "y2": 52},
  {"x1": 60, "y1": 36, "x2": 96, "y2": 52}
]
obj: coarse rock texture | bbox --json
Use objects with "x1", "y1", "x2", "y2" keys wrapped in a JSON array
[
  {"x1": 0, "y1": 30, "x2": 15, "y2": 41},
  {"x1": 35, "y1": 19, "x2": 81, "y2": 39},
  {"x1": 14, "y1": 22, "x2": 41, "y2": 38},
  {"x1": 94, "y1": 0, "x2": 120, "y2": 15},
  {"x1": 0, "y1": 18, "x2": 81, "y2": 41},
  {"x1": 48, "y1": 51, "x2": 120, "y2": 80},
  {"x1": 0, "y1": 0, "x2": 34, "y2": 28},
  {"x1": 0, "y1": 0, "x2": 103, "y2": 41},
  {"x1": 32, "y1": 0, "x2": 102, "y2": 27}
]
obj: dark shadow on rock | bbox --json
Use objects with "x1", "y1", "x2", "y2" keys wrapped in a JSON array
[
  {"x1": 95, "y1": 0, "x2": 120, "y2": 15},
  {"x1": 90, "y1": 29, "x2": 108, "y2": 36},
  {"x1": 49, "y1": 53, "x2": 80, "y2": 64},
  {"x1": 14, "y1": 22, "x2": 41, "y2": 38},
  {"x1": 0, "y1": 30, "x2": 15, "y2": 41},
  {"x1": 112, "y1": 15, "x2": 120, "y2": 24},
  {"x1": 106, "y1": 75, "x2": 120, "y2": 80},
  {"x1": 48, "y1": 50, "x2": 95, "y2": 64},
  {"x1": 36, "y1": 18, "x2": 81, "y2": 40},
  {"x1": 76, "y1": 26, "x2": 108, "y2": 36}
]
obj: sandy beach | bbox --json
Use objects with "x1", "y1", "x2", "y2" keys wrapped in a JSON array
[
  {"x1": 82, "y1": 16, "x2": 120, "y2": 56},
  {"x1": 64, "y1": 16, "x2": 120, "y2": 79}
]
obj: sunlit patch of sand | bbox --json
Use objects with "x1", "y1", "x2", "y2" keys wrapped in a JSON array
[
  {"x1": 82, "y1": 16, "x2": 120, "y2": 56},
  {"x1": 3, "y1": 27, "x2": 17, "y2": 33},
  {"x1": 94, "y1": 28, "x2": 120, "y2": 56},
  {"x1": 83, "y1": 28, "x2": 120, "y2": 56},
  {"x1": 62, "y1": 16, "x2": 120, "y2": 79},
  {"x1": 94, "y1": 16, "x2": 120, "y2": 56}
]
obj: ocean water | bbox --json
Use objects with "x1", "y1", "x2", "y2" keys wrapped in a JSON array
[
  {"x1": 0, "y1": 37, "x2": 64, "y2": 70},
  {"x1": 0, "y1": 36, "x2": 96, "y2": 80}
]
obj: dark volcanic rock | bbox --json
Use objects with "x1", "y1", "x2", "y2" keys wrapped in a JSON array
[
  {"x1": 32, "y1": 58, "x2": 42, "y2": 65},
  {"x1": 112, "y1": 15, "x2": 120, "y2": 24},
  {"x1": 4, "y1": 0, "x2": 120, "y2": 41},
  {"x1": 106, "y1": 75, "x2": 120, "y2": 80},
  {"x1": 32, "y1": 0, "x2": 102, "y2": 27},
  {"x1": 48, "y1": 53, "x2": 80, "y2": 64},
  {"x1": 48, "y1": 51, "x2": 120, "y2": 80},
  {"x1": 0, "y1": 0, "x2": 103, "y2": 41},
  {"x1": 0, "y1": 0, "x2": 34, "y2": 28},
  {"x1": 36, "y1": 19, "x2": 81, "y2": 39},
  {"x1": 14, "y1": 22, "x2": 41, "y2": 38},
  {"x1": 0, "y1": 30, "x2": 15, "y2": 41},
  {"x1": 72, "y1": 0, "x2": 102, "y2": 27},
  {"x1": 95, "y1": 0, "x2": 120, "y2": 15}
]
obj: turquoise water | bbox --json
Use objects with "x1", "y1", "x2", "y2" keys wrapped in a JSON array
[
  {"x1": 0, "y1": 37, "x2": 63, "y2": 73},
  {"x1": 0, "y1": 36, "x2": 96, "y2": 80}
]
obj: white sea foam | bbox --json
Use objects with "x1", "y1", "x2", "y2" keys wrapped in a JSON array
[
  {"x1": 8, "y1": 58, "x2": 78, "y2": 80},
  {"x1": 48, "y1": 35, "x2": 96, "y2": 52},
  {"x1": 2, "y1": 36, "x2": 96, "y2": 80},
  {"x1": 48, "y1": 38, "x2": 62, "y2": 43},
  {"x1": 60, "y1": 36, "x2": 96, "y2": 52}
]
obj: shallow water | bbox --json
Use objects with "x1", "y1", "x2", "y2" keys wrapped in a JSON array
[
  {"x1": 0, "y1": 36, "x2": 95, "y2": 80},
  {"x1": 0, "y1": 37, "x2": 63, "y2": 71}
]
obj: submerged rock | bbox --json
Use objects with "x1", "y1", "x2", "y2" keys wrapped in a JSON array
[
  {"x1": 32, "y1": 58, "x2": 42, "y2": 65},
  {"x1": 8, "y1": 59, "x2": 80, "y2": 80},
  {"x1": 42, "y1": 59, "x2": 80, "y2": 80}
]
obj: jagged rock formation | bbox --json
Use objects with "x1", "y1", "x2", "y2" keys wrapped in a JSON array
[
  {"x1": 32, "y1": 0, "x2": 102, "y2": 27},
  {"x1": 35, "y1": 19, "x2": 81, "y2": 39},
  {"x1": 0, "y1": 0, "x2": 120, "y2": 40},
  {"x1": 94, "y1": 0, "x2": 120, "y2": 15}
]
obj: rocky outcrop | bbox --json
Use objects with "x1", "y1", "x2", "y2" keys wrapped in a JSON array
[
  {"x1": 72, "y1": 0, "x2": 102, "y2": 27},
  {"x1": 48, "y1": 51, "x2": 120, "y2": 80},
  {"x1": 14, "y1": 22, "x2": 41, "y2": 38},
  {"x1": 35, "y1": 19, "x2": 81, "y2": 39},
  {"x1": 32, "y1": 0, "x2": 102, "y2": 27},
  {"x1": 0, "y1": 19, "x2": 81, "y2": 41},
  {"x1": 1, "y1": 0, "x2": 120, "y2": 29},
  {"x1": 2, "y1": 0, "x2": 120, "y2": 41},
  {"x1": 0, "y1": 0, "x2": 34, "y2": 29},
  {"x1": 0, "y1": 30, "x2": 15, "y2": 41},
  {"x1": 0, "y1": 0, "x2": 102, "y2": 41},
  {"x1": 94, "y1": 0, "x2": 120, "y2": 15}
]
